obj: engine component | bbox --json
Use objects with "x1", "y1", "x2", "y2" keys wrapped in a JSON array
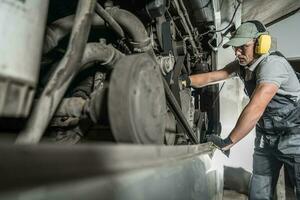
[
  {"x1": 188, "y1": 0, "x2": 214, "y2": 24},
  {"x1": 44, "y1": 42, "x2": 122, "y2": 144},
  {"x1": 146, "y1": 0, "x2": 167, "y2": 19},
  {"x1": 108, "y1": 53, "x2": 166, "y2": 144},
  {"x1": 50, "y1": 89, "x2": 107, "y2": 125},
  {"x1": 16, "y1": 0, "x2": 96, "y2": 144},
  {"x1": 164, "y1": 110, "x2": 177, "y2": 145},
  {"x1": 2, "y1": 0, "x2": 221, "y2": 146},
  {"x1": 54, "y1": 97, "x2": 85, "y2": 118},
  {"x1": 94, "y1": 3, "x2": 124, "y2": 39},
  {"x1": 44, "y1": 6, "x2": 151, "y2": 54},
  {"x1": 172, "y1": 0, "x2": 200, "y2": 58},
  {"x1": 193, "y1": 61, "x2": 210, "y2": 74},
  {"x1": 80, "y1": 43, "x2": 124, "y2": 71},
  {"x1": 158, "y1": 53, "x2": 175, "y2": 75},
  {"x1": 161, "y1": 21, "x2": 175, "y2": 55},
  {"x1": 0, "y1": 0, "x2": 49, "y2": 118},
  {"x1": 43, "y1": 14, "x2": 105, "y2": 54},
  {"x1": 106, "y1": 7, "x2": 152, "y2": 52},
  {"x1": 163, "y1": 78, "x2": 198, "y2": 144},
  {"x1": 180, "y1": 88, "x2": 195, "y2": 128}
]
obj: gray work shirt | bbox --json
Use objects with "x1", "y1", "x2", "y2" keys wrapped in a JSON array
[
  {"x1": 255, "y1": 54, "x2": 300, "y2": 102},
  {"x1": 227, "y1": 53, "x2": 300, "y2": 154},
  {"x1": 227, "y1": 53, "x2": 300, "y2": 103}
]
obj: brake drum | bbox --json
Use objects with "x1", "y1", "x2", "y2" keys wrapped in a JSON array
[{"x1": 108, "y1": 53, "x2": 166, "y2": 144}]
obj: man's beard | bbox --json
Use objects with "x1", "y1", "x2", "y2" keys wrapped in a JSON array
[
  {"x1": 238, "y1": 60, "x2": 248, "y2": 66},
  {"x1": 237, "y1": 57, "x2": 248, "y2": 66}
]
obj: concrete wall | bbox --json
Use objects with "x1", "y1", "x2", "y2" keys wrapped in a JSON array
[
  {"x1": 212, "y1": 44, "x2": 255, "y2": 172},
  {"x1": 268, "y1": 11, "x2": 300, "y2": 58}
]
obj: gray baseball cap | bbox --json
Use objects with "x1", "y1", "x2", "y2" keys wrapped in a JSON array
[{"x1": 223, "y1": 22, "x2": 263, "y2": 48}]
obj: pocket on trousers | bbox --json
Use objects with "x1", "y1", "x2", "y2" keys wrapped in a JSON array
[
  {"x1": 258, "y1": 116, "x2": 273, "y2": 130},
  {"x1": 294, "y1": 157, "x2": 300, "y2": 163},
  {"x1": 278, "y1": 135, "x2": 300, "y2": 154},
  {"x1": 272, "y1": 115, "x2": 286, "y2": 130},
  {"x1": 284, "y1": 107, "x2": 300, "y2": 127}
]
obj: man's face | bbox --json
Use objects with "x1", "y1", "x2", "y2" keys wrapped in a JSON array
[{"x1": 233, "y1": 40, "x2": 256, "y2": 66}]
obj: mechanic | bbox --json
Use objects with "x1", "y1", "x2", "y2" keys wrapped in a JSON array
[{"x1": 183, "y1": 20, "x2": 300, "y2": 199}]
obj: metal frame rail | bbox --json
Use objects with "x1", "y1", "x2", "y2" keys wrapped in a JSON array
[{"x1": 0, "y1": 143, "x2": 222, "y2": 200}]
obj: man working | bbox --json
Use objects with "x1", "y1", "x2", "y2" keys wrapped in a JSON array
[{"x1": 184, "y1": 20, "x2": 300, "y2": 199}]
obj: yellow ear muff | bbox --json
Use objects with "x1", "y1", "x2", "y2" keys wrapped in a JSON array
[{"x1": 255, "y1": 34, "x2": 271, "y2": 55}]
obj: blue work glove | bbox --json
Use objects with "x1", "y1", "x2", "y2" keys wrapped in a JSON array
[
  {"x1": 207, "y1": 135, "x2": 233, "y2": 157},
  {"x1": 179, "y1": 74, "x2": 191, "y2": 88}
]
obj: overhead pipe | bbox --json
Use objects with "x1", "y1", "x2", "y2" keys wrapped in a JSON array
[
  {"x1": 173, "y1": 0, "x2": 200, "y2": 58},
  {"x1": 16, "y1": 0, "x2": 97, "y2": 144},
  {"x1": 178, "y1": 0, "x2": 196, "y2": 35}
]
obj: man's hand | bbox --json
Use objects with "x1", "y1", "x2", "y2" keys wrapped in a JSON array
[
  {"x1": 179, "y1": 74, "x2": 191, "y2": 88},
  {"x1": 207, "y1": 135, "x2": 233, "y2": 157}
]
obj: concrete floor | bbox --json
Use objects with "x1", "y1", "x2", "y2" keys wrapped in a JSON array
[{"x1": 223, "y1": 190, "x2": 248, "y2": 200}]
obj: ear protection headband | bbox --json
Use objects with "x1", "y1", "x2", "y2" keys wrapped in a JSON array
[{"x1": 245, "y1": 20, "x2": 271, "y2": 55}]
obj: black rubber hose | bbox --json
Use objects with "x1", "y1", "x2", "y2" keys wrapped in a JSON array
[
  {"x1": 95, "y1": 3, "x2": 124, "y2": 39},
  {"x1": 80, "y1": 42, "x2": 124, "y2": 71},
  {"x1": 106, "y1": 7, "x2": 151, "y2": 52}
]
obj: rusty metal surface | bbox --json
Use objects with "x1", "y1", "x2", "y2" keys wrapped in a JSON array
[{"x1": 0, "y1": 143, "x2": 221, "y2": 200}]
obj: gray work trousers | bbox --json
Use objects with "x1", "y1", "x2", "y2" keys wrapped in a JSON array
[{"x1": 249, "y1": 126, "x2": 300, "y2": 200}]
